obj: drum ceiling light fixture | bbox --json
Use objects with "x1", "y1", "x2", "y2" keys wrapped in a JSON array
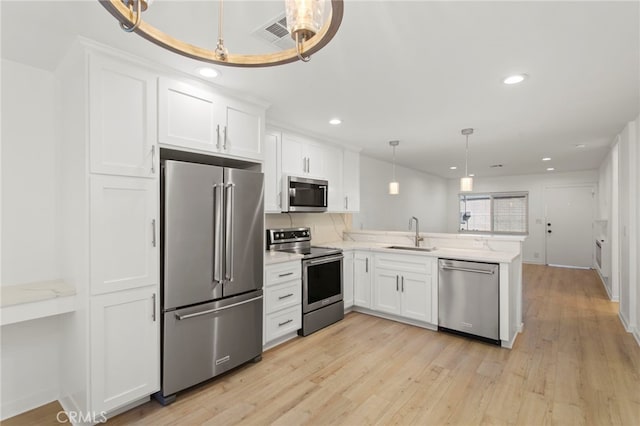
[{"x1": 99, "y1": 0, "x2": 344, "y2": 67}]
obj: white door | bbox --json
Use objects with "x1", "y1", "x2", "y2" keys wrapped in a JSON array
[
  {"x1": 400, "y1": 272, "x2": 430, "y2": 322},
  {"x1": 90, "y1": 286, "x2": 159, "y2": 413},
  {"x1": 222, "y1": 98, "x2": 263, "y2": 161},
  {"x1": 264, "y1": 132, "x2": 281, "y2": 213},
  {"x1": 90, "y1": 175, "x2": 159, "y2": 294},
  {"x1": 343, "y1": 252, "x2": 354, "y2": 309},
  {"x1": 342, "y1": 150, "x2": 360, "y2": 212},
  {"x1": 372, "y1": 268, "x2": 401, "y2": 315},
  {"x1": 89, "y1": 54, "x2": 157, "y2": 178},
  {"x1": 353, "y1": 253, "x2": 371, "y2": 308},
  {"x1": 158, "y1": 77, "x2": 222, "y2": 152},
  {"x1": 545, "y1": 185, "x2": 595, "y2": 268}
]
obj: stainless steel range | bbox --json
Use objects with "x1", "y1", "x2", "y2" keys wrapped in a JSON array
[{"x1": 267, "y1": 228, "x2": 344, "y2": 336}]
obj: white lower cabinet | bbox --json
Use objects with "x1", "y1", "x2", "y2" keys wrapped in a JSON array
[
  {"x1": 264, "y1": 260, "x2": 302, "y2": 346},
  {"x1": 90, "y1": 286, "x2": 159, "y2": 413},
  {"x1": 372, "y1": 253, "x2": 436, "y2": 324},
  {"x1": 353, "y1": 252, "x2": 372, "y2": 308},
  {"x1": 343, "y1": 251, "x2": 354, "y2": 309}
]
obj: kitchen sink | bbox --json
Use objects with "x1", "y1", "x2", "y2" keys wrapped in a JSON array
[{"x1": 386, "y1": 246, "x2": 436, "y2": 252}]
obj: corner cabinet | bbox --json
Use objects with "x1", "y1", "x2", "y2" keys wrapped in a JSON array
[
  {"x1": 372, "y1": 253, "x2": 437, "y2": 324},
  {"x1": 158, "y1": 77, "x2": 265, "y2": 161},
  {"x1": 57, "y1": 46, "x2": 160, "y2": 418}
]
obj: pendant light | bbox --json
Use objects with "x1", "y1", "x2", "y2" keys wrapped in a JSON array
[
  {"x1": 460, "y1": 128, "x2": 474, "y2": 192},
  {"x1": 389, "y1": 140, "x2": 400, "y2": 195}
]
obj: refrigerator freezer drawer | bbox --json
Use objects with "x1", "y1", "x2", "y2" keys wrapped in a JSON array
[{"x1": 161, "y1": 290, "x2": 263, "y2": 396}]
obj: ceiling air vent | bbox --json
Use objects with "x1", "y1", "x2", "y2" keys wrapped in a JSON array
[{"x1": 251, "y1": 13, "x2": 295, "y2": 50}]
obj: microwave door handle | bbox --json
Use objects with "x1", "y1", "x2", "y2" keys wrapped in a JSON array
[
  {"x1": 212, "y1": 184, "x2": 223, "y2": 284},
  {"x1": 224, "y1": 183, "x2": 235, "y2": 282},
  {"x1": 321, "y1": 185, "x2": 327, "y2": 207}
]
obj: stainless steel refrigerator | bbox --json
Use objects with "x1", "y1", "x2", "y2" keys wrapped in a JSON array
[{"x1": 157, "y1": 160, "x2": 264, "y2": 404}]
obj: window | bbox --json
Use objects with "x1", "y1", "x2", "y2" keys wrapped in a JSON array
[{"x1": 459, "y1": 192, "x2": 528, "y2": 234}]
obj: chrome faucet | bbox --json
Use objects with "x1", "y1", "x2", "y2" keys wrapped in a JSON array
[{"x1": 409, "y1": 216, "x2": 424, "y2": 247}]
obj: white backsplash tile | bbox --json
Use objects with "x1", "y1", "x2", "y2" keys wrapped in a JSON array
[{"x1": 266, "y1": 213, "x2": 352, "y2": 245}]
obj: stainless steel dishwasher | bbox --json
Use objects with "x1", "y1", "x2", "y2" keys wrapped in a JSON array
[{"x1": 438, "y1": 259, "x2": 500, "y2": 345}]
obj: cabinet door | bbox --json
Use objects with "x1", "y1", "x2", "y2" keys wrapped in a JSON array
[
  {"x1": 305, "y1": 142, "x2": 326, "y2": 178},
  {"x1": 90, "y1": 286, "x2": 159, "y2": 413},
  {"x1": 342, "y1": 150, "x2": 360, "y2": 212},
  {"x1": 353, "y1": 253, "x2": 371, "y2": 308},
  {"x1": 89, "y1": 54, "x2": 157, "y2": 178},
  {"x1": 343, "y1": 252, "x2": 355, "y2": 309},
  {"x1": 324, "y1": 145, "x2": 344, "y2": 212},
  {"x1": 90, "y1": 176, "x2": 158, "y2": 295},
  {"x1": 372, "y1": 268, "x2": 402, "y2": 315},
  {"x1": 264, "y1": 132, "x2": 282, "y2": 213},
  {"x1": 221, "y1": 98, "x2": 264, "y2": 161},
  {"x1": 400, "y1": 272, "x2": 431, "y2": 322},
  {"x1": 158, "y1": 77, "x2": 222, "y2": 152},
  {"x1": 281, "y1": 134, "x2": 306, "y2": 176}
]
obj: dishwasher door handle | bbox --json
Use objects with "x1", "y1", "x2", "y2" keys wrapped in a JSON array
[{"x1": 441, "y1": 265, "x2": 495, "y2": 275}]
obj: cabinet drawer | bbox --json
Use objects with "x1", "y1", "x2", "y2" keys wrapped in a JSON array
[
  {"x1": 265, "y1": 305, "x2": 301, "y2": 342},
  {"x1": 265, "y1": 261, "x2": 301, "y2": 286},
  {"x1": 265, "y1": 280, "x2": 301, "y2": 314},
  {"x1": 374, "y1": 253, "x2": 432, "y2": 274}
]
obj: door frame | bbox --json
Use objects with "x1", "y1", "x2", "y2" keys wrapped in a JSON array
[{"x1": 543, "y1": 183, "x2": 597, "y2": 268}]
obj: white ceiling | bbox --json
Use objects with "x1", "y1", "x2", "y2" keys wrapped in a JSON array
[{"x1": 2, "y1": 1, "x2": 639, "y2": 178}]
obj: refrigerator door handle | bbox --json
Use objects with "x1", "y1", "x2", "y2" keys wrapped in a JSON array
[
  {"x1": 175, "y1": 295, "x2": 263, "y2": 320},
  {"x1": 224, "y1": 183, "x2": 236, "y2": 282},
  {"x1": 213, "y1": 184, "x2": 223, "y2": 284}
]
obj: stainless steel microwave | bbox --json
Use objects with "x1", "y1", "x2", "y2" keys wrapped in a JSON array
[{"x1": 283, "y1": 176, "x2": 328, "y2": 212}]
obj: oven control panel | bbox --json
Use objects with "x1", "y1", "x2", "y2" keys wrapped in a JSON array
[{"x1": 267, "y1": 227, "x2": 311, "y2": 246}]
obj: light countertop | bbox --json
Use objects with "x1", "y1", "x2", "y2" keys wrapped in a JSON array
[
  {"x1": 265, "y1": 250, "x2": 303, "y2": 265},
  {"x1": 315, "y1": 241, "x2": 520, "y2": 263},
  {"x1": 1, "y1": 280, "x2": 76, "y2": 307}
]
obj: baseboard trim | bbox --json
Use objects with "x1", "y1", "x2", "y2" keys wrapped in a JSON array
[
  {"x1": 633, "y1": 328, "x2": 640, "y2": 347},
  {"x1": 351, "y1": 307, "x2": 438, "y2": 331},
  {"x1": 618, "y1": 311, "x2": 631, "y2": 332},
  {"x1": 596, "y1": 268, "x2": 614, "y2": 300},
  {"x1": 0, "y1": 389, "x2": 58, "y2": 421}
]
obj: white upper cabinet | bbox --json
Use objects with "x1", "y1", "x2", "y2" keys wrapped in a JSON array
[
  {"x1": 324, "y1": 145, "x2": 344, "y2": 212},
  {"x1": 158, "y1": 77, "x2": 264, "y2": 161},
  {"x1": 264, "y1": 131, "x2": 282, "y2": 213},
  {"x1": 342, "y1": 150, "x2": 360, "y2": 212},
  {"x1": 90, "y1": 175, "x2": 159, "y2": 295},
  {"x1": 281, "y1": 133, "x2": 326, "y2": 178},
  {"x1": 89, "y1": 54, "x2": 157, "y2": 178}
]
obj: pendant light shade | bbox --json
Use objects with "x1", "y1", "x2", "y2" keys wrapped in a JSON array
[
  {"x1": 389, "y1": 140, "x2": 400, "y2": 195},
  {"x1": 460, "y1": 128, "x2": 474, "y2": 192}
]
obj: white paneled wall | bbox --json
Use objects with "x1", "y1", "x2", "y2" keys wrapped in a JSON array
[
  {"x1": 353, "y1": 155, "x2": 449, "y2": 232},
  {"x1": 0, "y1": 60, "x2": 63, "y2": 418},
  {"x1": 446, "y1": 170, "x2": 599, "y2": 264}
]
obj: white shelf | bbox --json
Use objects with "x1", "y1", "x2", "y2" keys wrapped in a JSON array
[{"x1": 0, "y1": 281, "x2": 76, "y2": 326}]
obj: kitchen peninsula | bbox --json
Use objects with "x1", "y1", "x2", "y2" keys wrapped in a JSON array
[{"x1": 266, "y1": 229, "x2": 524, "y2": 349}]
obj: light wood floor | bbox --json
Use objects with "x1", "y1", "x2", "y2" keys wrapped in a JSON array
[{"x1": 5, "y1": 264, "x2": 640, "y2": 425}]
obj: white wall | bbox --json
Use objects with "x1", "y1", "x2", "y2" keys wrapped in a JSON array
[
  {"x1": 353, "y1": 155, "x2": 448, "y2": 232},
  {"x1": 597, "y1": 141, "x2": 619, "y2": 300},
  {"x1": 1, "y1": 59, "x2": 60, "y2": 285},
  {"x1": 446, "y1": 170, "x2": 599, "y2": 264},
  {"x1": 0, "y1": 59, "x2": 63, "y2": 419}
]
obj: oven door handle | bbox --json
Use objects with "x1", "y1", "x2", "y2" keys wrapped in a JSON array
[{"x1": 303, "y1": 254, "x2": 344, "y2": 266}]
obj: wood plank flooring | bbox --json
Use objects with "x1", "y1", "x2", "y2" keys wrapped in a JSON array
[{"x1": 5, "y1": 264, "x2": 640, "y2": 425}]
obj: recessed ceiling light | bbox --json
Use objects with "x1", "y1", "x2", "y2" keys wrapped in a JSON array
[
  {"x1": 547, "y1": 167, "x2": 555, "y2": 171},
  {"x1": 542, "y1": 157, "x2": 551, "y2": 161},
  {"x1": 329, "y1": 118, "x2": 342, "y2": 125},
  {"x1": 449, "y1": 166, "x2": 457, "y2": 170},
  {"x1": 575, "y1": 144, "x2": 586, "y2": 149},
  {"x1": 489, "y1": 164, "x2": 503, "y2": 168},
  {"x1": 197, "y1": 67, "x2": 220, "y2": 78},
  {"x1": 469, "y1": 173, "x2": 475, "y2": 177},
  {"x1": 503, "y1": 74, "x2": 528, "y2": 85}
]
